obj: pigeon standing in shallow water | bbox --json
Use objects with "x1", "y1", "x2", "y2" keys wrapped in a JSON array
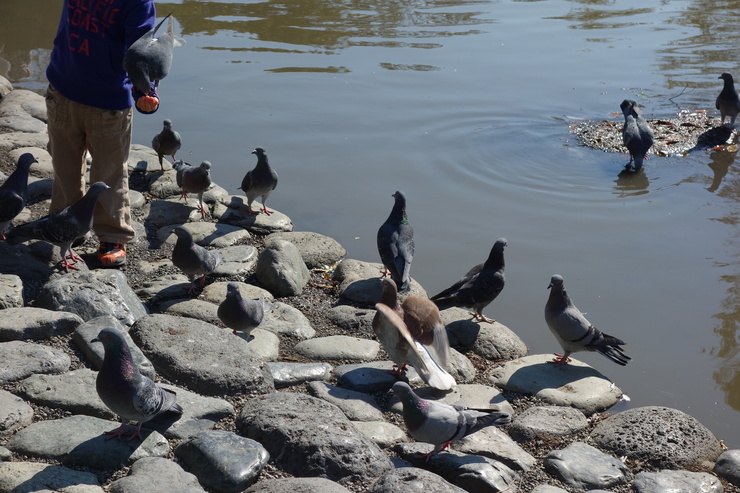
[
  {"x1": 620, "y1": 99, "x2": 654, "y2": 172},
  {"x1": 716, "y1": 73, "x2": 740, "y2": 128},
  {"x1": 0, "y1": 153, "x2": 36, "y2": 240},
  {"x1": 377, "y1": 191, "x2": 414, "y2": 293},
  {"x1": 92, "y1": 328, "x2": 182, "y2": 440},
  {"x1": 123, "y1": 14, "x2": 181, "y2": 96},
  {"x1": 392, "y1": 381, "x2": 511, "y2": 460},
  {"x1": 239, "y1": 147, "x2": 278, "y2": 215},
  {"x1": 431, "y1": 238, "x2": 507, "y2": 323},
  {"x1": 174, "y1": 160, "x2": 212, "y2": 219},
  {"x1": 171, "y1": 226, "x2": 222, "y2": 295},
  {"x1": 218, "y1": 282, "x2": 274, "y2": 338},
  {"x1": 545, "y1": 274, "x2": 631, "y2": 366},
  {"x1": 5, "y1": 182, "x2": 110, "y2": 272},
  {"x1": 151, "y1": 119, "x2": 181, "y2": 171}
]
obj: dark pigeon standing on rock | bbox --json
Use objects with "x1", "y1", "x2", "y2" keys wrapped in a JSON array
[
  {"x1": 545, "y1": 274, "x2": 631, "y2": 366},
  {"x1": 377, "y1": 191, "x2": 414, "y2": 293},
  {"x1": 431, "y1": 238, "x2": 507, "y2": 323},
  {"x1": 123, "y1": 14, "x2": 181, "y2": 96},
  {"x1": 151, "y1": 119, "x2": 181, "y2": 171},
  {"x1": 716, "y1": 73, "x2": 740, "y2": 128},
  {"x1": 171, "y1": 226, "x2": 222, "y2": 295},
  {"x1": 5, "y1": 181, "x2": 110, "y2": 272},
  {"x1": 0, "y1": 153, "x2": 36, "y2": 240},
  {"x1": 620, "y1": 99, "x2": 654, "y2": 172},
  {"x1": 218, "y1": 282, "x2": 274, "y2": 338},
  {"x1": 239, "y1": 147, "x2": 278, "y2": 215},
  {"x1": 92, "y1": 327, "x2": 182, "y2": 441},
  {"x1": 392, "y1": 381, "x2": 511, "y2": 460},
  {"x1": 174, "y1": 159, "x2": 212, "y2": 219}
]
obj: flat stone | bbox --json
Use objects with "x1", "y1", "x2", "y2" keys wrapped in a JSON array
[
  {"x1": 368, "y1": 466, "x2": 467, "y2": 493},
  {"x1": 334, "y1": 361, "x2": 423, "y2": 393},
  {"x1": 157, "y1": 221, "x2": 251, "y2": 248},
  {"x1": 0, "y1": 445, "x2": 10, "y2": 461},
  {"x1": 0, "y1": 90, "x2": 46, "y2": 120},
  {"x1": 715, "y1": 449, "x2": 740, "y2": 487},
  {"x1": 295, "y1": 335, "x2": 380, "y2": 361},
  {"x1": 176, "y1": 430, "x2": 270, "y2": 493},
  {"x1": 18, "y1": 368, "x2": 115, "y2": 419},
  {"x1": 237, "y1": 392, "x2": 392, "y2": 482},
  {"x1": 0, "y1": 462, "x2": 103, "y2": 493},
  {"x1": 201, "y1": 280, "x2": 274, "y2": 305},
  {"x1": 0, "y1": 389, "x2": 34, "y2": 438},
  {"x1": 266, "y1": 231, "x2": 346, "y2": 269},
  {"x1": 245, "y1": 477, "x2": 353, "y2": 493},
  {"x1": 442, "y1": 308, "x2": 528, "y2": 360},
  {"x1": 0, "y1": 76, "x2": 12, "y2": 96},
  {"x1": 352, "y1": 420, "x2": 406, "y2": 449},
  {"x1": 508, "y1": 405, "x2": 589, "y2": 443},
  {"x1": 447, "y1": 348, "x2": 476, "y2": 384},
  {"x1": 158, "y1": 298, "x2": 219, "y2": 323},
  {"x1": 0, "y1": 340, "x2": 70, "y2": 384},
  {"x1": 127, "y1": 143, "x2": 164, "y2": 173},
  {"x1": 488, "y1": 354, "x2": 623, "y2": 415},
  {"x1": 633, "y1": 470, "x2": 724, "y2": 493},
  {"x1": 255, "y1": 239, "x2": 310, "y2": 297},
  {"x1": 0, "y1": 273, "x2": 23, "y2": 309},
  {"x1": 156, "y1": 383, "x2": 235, "y2": 439},
  {"x1": 590, "y1": 406, "x2": 724, "y2": 469},
  {"x1": 216, "y1": 195, "x2": 293, "y2": 234},
  {"x1": 0, "y1": 241, "x2": 59, "y2": 286},
  {"x1": 327, "y1": 305, "x2": 375, "y2": 336},
  {"x1": 131, "y1": 314, "x2": 274, "y2": 396},
  {"x1": 141, "y1": 198, "x2": 203, "y2": 226},
  {"x1": 254, "y1": 301, "x2": 315, "y2": 339},
  {"x1": 389, "y1": 384, "x2": 514, "y2": 416},
  {"x1": 306, "y1": 381, "x2": 384, "y2": 421},
  {"x1": 5, "y1": 415, "x2": 169, "y2": 469},
  {"x1": 135, "y1": 275, "x2": 192, "y2": 303},
  {"x1": 0, "y1": 131, "x2": 48, "y2": 152},
  {"x1": 332, "y1": 259, "x2": 426, "y2": 304},
  {"x1": 213, "y1": 244, "x2": 259, "y2": 276},
  {"x1": 110, "y1": 457, "x2": 206, "y2": 493},
  {"x1": 0, "y1": 306, "x2": 83, "y2": 341},
  {"x1": 544, "y1": 441, "x2": 629, "y2": 490},
  {"x1": 455, "y1": 426, "x2": 537, "y2": 472},
  {"x1": 531, "y1": 486, "x2": 568, "y2": 493},
  {"x1": 267, "y1": 362, "x2": 333, "y2": 388},
  {"x1": 129, "y1": 189, "x2": 146, "y2": 208}
]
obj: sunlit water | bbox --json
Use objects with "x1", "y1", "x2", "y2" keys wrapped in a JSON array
[{"x1": 1, "y1": 0, "x2": 738, "y2": 444}]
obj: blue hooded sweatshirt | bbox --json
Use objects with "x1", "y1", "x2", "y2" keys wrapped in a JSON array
[{"x1": 46, "y1": 0, "x2": 156, "y2": 110}]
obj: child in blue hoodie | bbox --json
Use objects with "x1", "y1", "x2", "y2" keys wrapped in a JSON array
[{"x1": 45, "y1": 0, "x2": 156, "y2": 267}]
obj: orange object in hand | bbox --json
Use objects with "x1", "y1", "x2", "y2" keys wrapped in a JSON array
[{"x1": 136, "y1": 94, "x2": 159, "y2": 113}]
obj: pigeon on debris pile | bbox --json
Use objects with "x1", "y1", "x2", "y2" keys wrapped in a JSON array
[
  {"x1": 0, "y1": 153, "x2": 36, "y2": 240},
  {"x1": 545, "y1": 274, "x2": 631, "y2": 366},
  {"x1": 620, "y1": 99, "x2": 654, "y2": 172},
  {"x1": 391, "y1": 381, "x2": 511, "y2": 460},
  {"x1": 218, "y1": 282, "x2": 274, "y2": 338},
  {"x1": 152, "y1": 119, "x2": 181, "y2": 171},
  {"x1": 5, "y1": 181, "x2": 110, "y2": 272},
  {"x1": 92, "y1": 327, "x2": 182, "y2": 441},
  {"x1": 170, "y1": 226, "x2": 222, "y2": 295},
  {"x1": 431, "y1": 238, "x2": 507, "y2": 323},
  {"x1": 716, "y1": 73, "x2": 740, "y2": 128},
  {"x1": 239, "y1": 147, "x2": 278, "y2": 215},
  {"x1": 377, "y1": 191, "x2": 414, "y2": 293},
  {"x1": 174, "y1": 159, "x2": 212, "y2": 219}
]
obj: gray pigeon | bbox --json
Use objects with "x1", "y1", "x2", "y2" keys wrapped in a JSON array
[
  {"x1": 716, "y1": 73, "x2": 740, "y2": 127},
  {"x1": 620, "y1": 99, "x2": 654, "y2": 172},
  {"x1": 0, "y1": 153, "x2": 37, "y2": 239},
  {"x1": 239, "y1": 147, "x2": 278, "y2": 215},
  {"x1": 431, "y1": 238, "x2": 507, "y2": 323},
  {"x1": 151, "y1": 119, "x2": 181, "y2": 171},
  {"x1": 171, "y1": 226, "x2": 222, "y2": 295},
  {"x1": 123, "y1": 14, "x2": 182, "y2": 95},
  {"x1": 5, "y1": 182, "x2": 110, "y2": 272},
  {"x1": 545, "y1": 274, "x2": 631, "y2": 366},
  {"x1": 174, "y1": 159, "x2": 212, "y2": 219},
  {"x1": 92, "y1": 327, "x2": 182, "y2": 440},
  {"x1": 217, "y1": 282, "x2": 274, "y2": 338},
  {"x1": 377, "y1": 191, "x2": 414, "y2": 293},
  {"x1": 392, "y1": 381, "x2": 511, "y2": 460}
]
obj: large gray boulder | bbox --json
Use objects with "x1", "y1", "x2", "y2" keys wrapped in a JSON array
[
  {"x1": 255, "y1": 239, "x2": 310, "y2": 297},
  {"x1": 368, "y1": 467, "x2": 467, "y2": 493},
  {"x1": 0, "y1": 306, "x2": 83, "y2": 341},
  {"x1": 0, "y1": 462, "x2": 103, "y2": 493},
  {"x1": 109, "y1": 457, "x2": 206, "y2": 493},
  {"x1": 544, "y1": 441, "x2": 630, "y2": 490},
  {"x1": 0, "y1": 340, "x2": 70, "y2": 384},
  {"x1": 266, "y1": 231, "x2": 346, "y2": 269},
  {"x1": 715, "y1": 449, "x2": 740, "y2": 487}
]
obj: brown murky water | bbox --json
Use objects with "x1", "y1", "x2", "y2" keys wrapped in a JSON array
[{"x1": 1, "y1": 0, "x2": 738, "y2": 444}]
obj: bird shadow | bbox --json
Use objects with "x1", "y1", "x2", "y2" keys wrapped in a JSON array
[
  {"x1": 614, "y1": 168, "x2": 649, "y2": 196},
  {"x1": 445, "y1": 318, "x2": 482, "y2": 348},
  {"x1": 13, "y1": 465, "x2": 100, "y2": 491},
  {"x1": 506, "y1": 361, "x2": 612, "y2": 393}
]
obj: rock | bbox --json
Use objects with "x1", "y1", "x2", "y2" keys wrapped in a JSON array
[
  {"x1": 389, "y1": 384, "x2": 514, "y2": 416},
  {"x1": 110, "y1": 457, "x2": 206, "y2": 493},
  {"x1": 201, "y1": 281, "x2": 274, "y2": 305},
  {"x1": 130, "y1": 314, "x2": 274, "y2": 396},
  {"x1": 0, "y1": 389, "x2": 34, "y2": 438},
  {"x1": 256, "y1": 302, "x2": 315, "y2": 339},
  {"x1": 332, "y1": 259, "x2": 426, "y2": 305},
  {"x1": 255, "y1": 239, "x2": 310, "y2": 297},
  {"x1": 295, "y1": 335, "x2": 380, "y2": 361},
  {"x1": 212, "y1": 244, "x2": 259, "y2": 276},
  {"x1": 0, "y1": 76, "x2": 12, "y2": 96},
  {"x1": 447, "y1": 348, "x2": 476, "y2": 384},
  {"x1": 531, "y1": 486, "x2": 568, "y2": 493},
  {"x1": 18, "y1": 368, "x2": 115, "y2": 419},
  {"x1": 5, "y1": 415, "x2": 169, "y2": 469},
  {"x1": 488, "y1": 354, "x2": 623, "y2": 415},
  {"x1": 508, "y1": 406, "x2": 589, "y2": 443},
  {"x1": 632, "y1": 470, "x2": 724, "y2": 493},
  {"x1": 455, "y1": 426, "x2": 537, "y2": 473},
  {"x1": 216, "y1": 195, "x2": 293, "y2": 234},
  {"x1": 544, "y1": 442, "x2": 630, "y2": 490},
  {"x1": 327, "y1": 305, "x2": 375, "y2": 336},
  {"x1": 266, "y1": 231, "x2": 346, "y2": 269},
  {"x1": 129, "y1": 189, "x2": 146, "y2": 208},
  {"x1": 267, "y1": 362, "x2": 333, "y2": 388},
  {"x1": 442, "y1": 308, "x2": 528, "y2": 360},
  {"x1": 235, "y1": 328, "x2": 280, "y2": 360},
  {"x1": 157, "y1": 221, "x2": 251, "y2": 248},
  {"x1": 368, "y1": 467, "x2": 468, "y2": 493},
  {"x1": 135, "y1": 275, "x2": 192, "y2": 303},
  {"x1": 334, "y1": 361, "x2": 423, "y2": 393},
  {"x1": 306, "y1": 381, "x2": 384, "y2": 422},
  {"x1": 0, "y1": 131, "x2": 48, "y2": 152},
  {"x1": 0, "y1": 273, "x2": 23, "y2": 309},
  {"x1": 156, "y1": 384, "x2": 235, "y2": 439},
  {"x1": 0, "y1": 340, "x2": 70, "y2": 384},
  {"x1": 157, "y1": 298, "x2": 219, "y2": 323},
  {"x1": 176, "y1": 430, "x2": 269, "y2": 493},
  {"x1": 0, "y1": 462, "x2": 103, "y2": 493},
  {"x1": 0, "y1": 306, "x2": 83, "y2": 341},
  {"x1": 715, "y1": 449, "x2": 740, "y2": 487},
  {"x1": 236, "y1": 392, "x2": 392, "y2": 482},
  {"x1": 245, "y1": 477, "x2": 353, "y2": 493},
  {"x1": 0, "y1": 241, "x2": 57, "y2": 284},
  {"x1": 141, "y1": 198, "x2": 204, "y2": 226},
  {"x1": 352, "y1": 420, "x2": 406, "y2": 449},
  {"x1": 35, "y1": 269, "x2": 148, "y2": 326},
  {"x1": 0, "y1": 90, "x2": 47, "y2": 121},
  {"x1": 589, "y1": 406, "x2": 723, "y2": 469},
  {"x1": 128, "y1": 144, "x2": 167, "y2": 173}
]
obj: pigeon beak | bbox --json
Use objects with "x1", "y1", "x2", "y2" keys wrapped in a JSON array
[
  {"x1": 91, "y1": 337, "x2": 100, "y2": 343},
  {"x1": 547, "y1": 282, "x2": 553, "y2": 290}
]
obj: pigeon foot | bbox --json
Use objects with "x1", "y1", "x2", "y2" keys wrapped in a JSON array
[
  {"x1": 261, "y1": 207, "x2": 273, "y2": 215},
  {"x1": 471, "y1": 312, "x2": 495, "y2": 324},
  {"x1": 197, "y1": 204, "x2": 210, "y2": 219},
  {"x1": 548, "y1": 353, "x2": 571, "y2": 366}
]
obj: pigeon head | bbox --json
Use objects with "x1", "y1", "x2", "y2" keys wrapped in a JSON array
[
  {"x1": 226, "y1": 281, "x2": 242, "y2": 299},
  {"x1": 719, "y1": 73, "x2": 734, "y2": 83},
  {"x1": 620, "y1": 99, "x2": 636, "y2": 117},
  {"x1": 392, "y1": 190, "x2": 407, "y2": 204},
  {"x1": 252, "y1": 147, "x2": 266, "y2": 157},
  {"x1": 391, "y1": 381, "x2": 415, "y2": 401},
  {"x1": 548, "y1": 274, "x2": 564, "y2": 290},
  {"x1": 163, "y1": 119, "x2": 173, "y2": 128},
  {"x1": 91, "y1": 328, "x2": 134, "y2": 363},
  {"x1": 198, "y1": 161, "x2": 212, "y2": 171},
  {"x1": 88, "y1": 181, "x2": 112, "y2": 196},
  {"x1": 171, "y1": 226, "x2": 193, "y2": 242},
  {"x1": 379, "y1": 277, "x2": 399, "y2": 308},
  {"x1": 17, "y1": 153, "x2": 38, "y2": 170}
]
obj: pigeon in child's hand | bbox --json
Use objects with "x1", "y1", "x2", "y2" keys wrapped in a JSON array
[
  {"x1": 545, "y1": 274, "x2": 631, "y2": 366},
  {"x1": 171, "y1": 226, "x2": 222, "y2": 295},
  {"x1": 0, "y1": 153, "x2": 36, "y2": 240},
  {"x1": 92, "y1": 327, "x2": 182, "y2": 440},
  {"x1": 620, "y1": 99, "x2": 654, "y2": 172},
  {"x1": 392, "y1": 381, "x2": 511, "y2": 460},
  {"x1": 5, "y1": 181, "x2": 110, "y2": 272},
  {"x1": 239, "y1": 147, "x2": 278, "y2": 215},
  {"x1": 218, "y1": 282, "x2": 274, "y2": 338},
  {"x1": 151, "y1": 119, "x2": 181, "y2": 171},
  {"x1": 377, "y1": 191, "x2": 414, "y2": 293},
  {"x1": 716, "y1": 73, "x2": 740, "y2": 128},
  {"x1": 174, "y1": 159, "x2": 212, "y2": 219}
]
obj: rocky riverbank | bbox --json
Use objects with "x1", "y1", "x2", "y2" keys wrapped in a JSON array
[{"x1": 0, "y1": 77, "x2": 738, "y2": 492}]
